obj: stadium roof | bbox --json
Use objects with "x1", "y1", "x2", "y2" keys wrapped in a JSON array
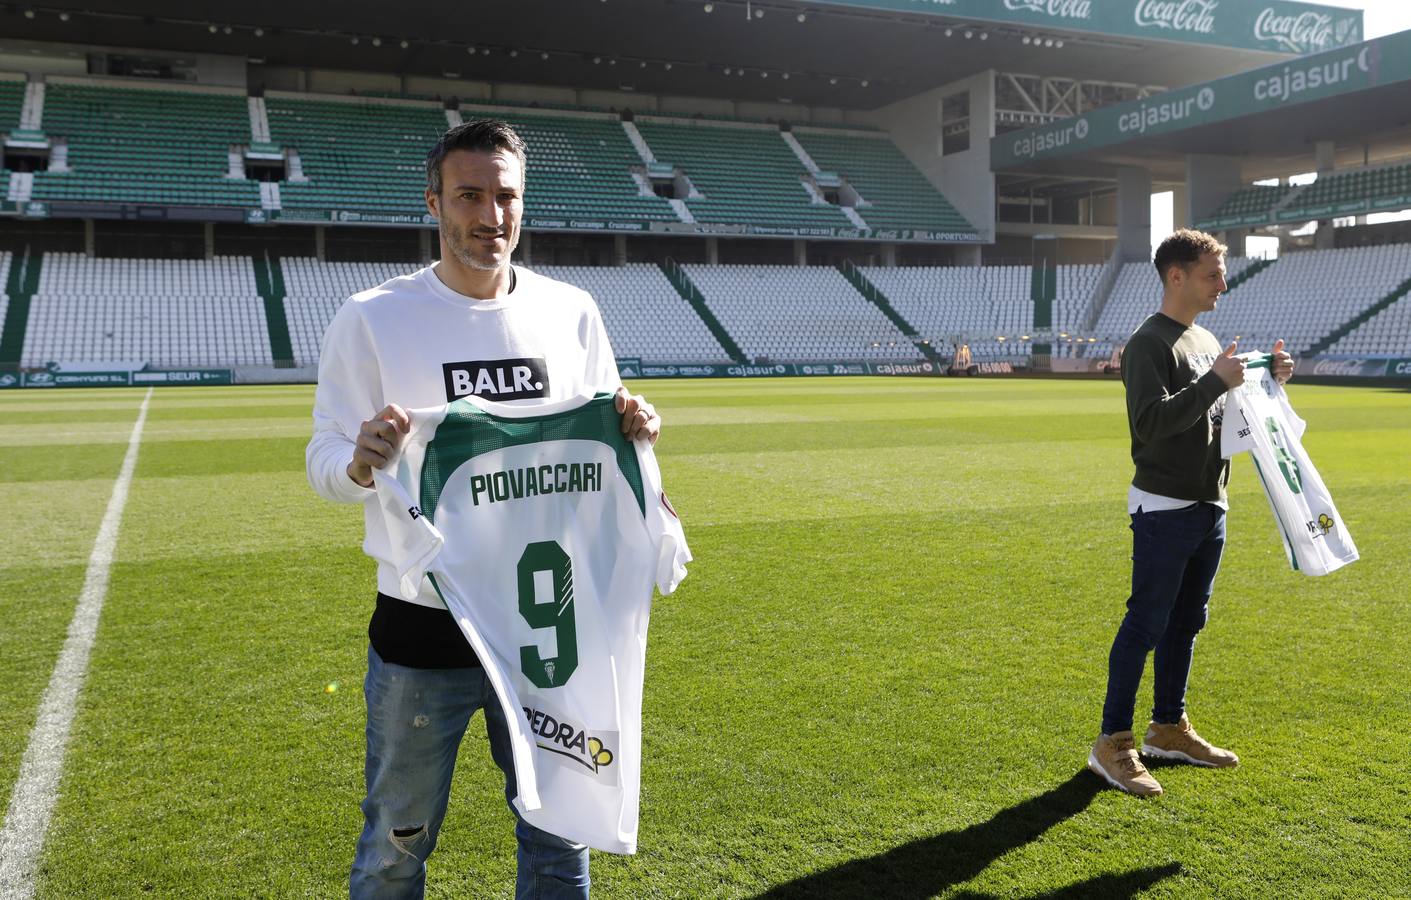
[
  {"x1": 992, "y1": 28, "x2": 1411, "y2": 182},
  {"x1": 0, "y1": 0, "x2": 1352, "y2": 109}
]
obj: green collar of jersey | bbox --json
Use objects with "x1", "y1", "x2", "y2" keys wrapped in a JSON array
[{"x1": 419, "y1": 392, "x2": 645, "y2": 523}]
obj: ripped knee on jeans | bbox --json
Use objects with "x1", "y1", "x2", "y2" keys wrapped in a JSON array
[{"x1": 388, "y1": 823, "x2": 430, "y2": 861}]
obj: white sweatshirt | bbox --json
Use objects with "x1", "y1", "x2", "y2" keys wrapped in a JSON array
[{"x1": 306, "y1": 263, "x2": 621, "y2": 607}]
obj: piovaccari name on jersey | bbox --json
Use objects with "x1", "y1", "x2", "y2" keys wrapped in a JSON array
[
  {"x1": 471, "y1": 462, "x2": 603, "y2": 506},
  {"x1": 442, "y1": 357, "x2": 550, "y2": 401}
]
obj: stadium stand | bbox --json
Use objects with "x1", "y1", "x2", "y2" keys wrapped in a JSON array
[
  {"x1": 281, "y1": 259, "x2": 731, "y2": 366},
  {"x1": 1088, "y1": 256, "x2": 1261, "y2": 356},
  {"x1": 21, "y1": 254, "x2": 272, "y2": 367},
  {"x1": 0, "y1": 75, "x2": 23, "y2": 129},
  {"x1": 531, "y1": 264, "x2": 729, "y2": 362},
  {"x1": 791, "y1": 128, "x2": 975, "y2": 234},
  {"x1": 1326, "y1": 288, "x2": 1411, "y2": 356},
  {"x1": 1088, "y1": 248, "x2": 1411, "y2": 357},
  {"x1": 1200, "y1": 245, "x2": 1411, "y2": 353},
  {"x1": 1199, "y1": 184, "x2": 1289, "y2": 226},
  {"x1": 31, "y1": 79, "x2": 260, "y2": 208},
  {"x1": 683, "y1": 264, "x2": 915, "y2": 360},
  {"x1": 0, "y1": 75, "x2": 24, "y2": 200},
  {"x1": 634, "y1": 119, "x2": 854, "y2": 231},
  {"x1": 1278, "y1": 162, "x2": 1411, "y2": 221},
  {"x1": 281, "y1": 258, "x2": 416, "y2": 366},
  {"x1": 480, "y1": 110, "x2": 680, "y2": 225},
  {"x1": 1050, "y1": 264, "x2": 1104, "y2": 357},
  {"x1": 265, "y1": 95, "x2": 445, "y2": 217},
  {"x1": 861, "y1": 264, "x2": 1034, "y2": 359}
]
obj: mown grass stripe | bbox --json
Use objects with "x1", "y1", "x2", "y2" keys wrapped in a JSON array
[{"x1": 0, "y1": 388, "x2": 152, "y2": 900}]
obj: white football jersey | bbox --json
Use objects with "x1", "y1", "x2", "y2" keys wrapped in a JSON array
[
  {"x1": 372, "y1": 392, "x2": 690, "y2": 854},
  {"x1": 1222, "y1": 356, "x2": 1358, "y2": 576}
]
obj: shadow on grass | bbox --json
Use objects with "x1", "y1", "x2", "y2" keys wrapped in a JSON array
[
  {"x1": 953, "y1": 862, "x2": 1184, "y2": 899},
  {"x1": 753, "y1": 770, "x2": 1162, "y2": 900}
]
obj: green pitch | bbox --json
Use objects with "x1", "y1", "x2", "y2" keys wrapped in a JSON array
[{"x1": 2, "y1": 377, "x2": 1408, "y2": 898}]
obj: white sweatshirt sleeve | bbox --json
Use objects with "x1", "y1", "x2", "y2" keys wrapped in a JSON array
[{"x1": 306, "y1": 300, "x2": 381, "y2": 504}]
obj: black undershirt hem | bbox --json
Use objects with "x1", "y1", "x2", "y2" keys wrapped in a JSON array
[{"x1": 368, "y1": 592, "x2": 481, "y2": 669}]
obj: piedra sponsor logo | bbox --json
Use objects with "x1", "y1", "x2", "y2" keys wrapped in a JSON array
[
  {"x1": 1307, "y1": 512, "x2": 1337, "y2": 537},
  {"x1": 677, "y1": 365, "x2": 718, "y2": 376},
  {"x1": 522, "y1": 705, "x2": 618, "y2": 784},
  {"x1": 1003, "y1": 0, "x2": 1092, "y2": 19},
  {"x1": 1253, "y1": 47, "x2": 1371, "y2": 104},
  {"x1": 1133, "y1": 0, "x2": 1217, "y2": 35},
  {"x1": 1254, "y1": 8, "x2": 1359, "y2": 53},
  {"x1": 1311, "y1": 358, "x2": 1368, "y2": 376},
  {"x1": 1009, "y1": 117, "x2": 1089, "y2": 160},
  {"x1": 1118, "y1": 87, "x2": 1215, "y2": 136}
]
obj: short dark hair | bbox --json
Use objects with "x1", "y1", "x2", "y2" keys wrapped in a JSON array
[
  {"x1": 1153, "y1": 228, "x2": 1227, "y2": 284},
  {"x1": 425, "y1": 119, "x2": 528, "y2": 195}
]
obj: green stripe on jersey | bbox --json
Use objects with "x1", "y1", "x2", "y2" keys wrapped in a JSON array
[{"x1": 420, "y1": 393, "x2": 644, "y2": 523}]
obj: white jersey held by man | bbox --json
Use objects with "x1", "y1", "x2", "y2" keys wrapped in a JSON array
[
  {"x1": 1222, "y1": 354, "x2": 1358, "y2": 575},
  {"x1": 371, "y1": 391, "x2": 689, "y2": 853}
]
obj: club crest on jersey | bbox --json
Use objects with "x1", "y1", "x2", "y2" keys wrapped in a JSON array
[
  {"x1": 522, "y1": 705, "x2": 619, "y2": 784},
  {"x1": 442, "y1": 357, "x2": 550, "y2": 401}
]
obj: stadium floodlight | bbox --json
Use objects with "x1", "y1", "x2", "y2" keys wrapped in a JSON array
[
  {"x1": 664, "y1": 62, "x2": 672, "y2": 69},
  {"x1": 703, "y1": 2, "x2": 713, "y2": 11},
  {"x1": 401, "y1": 39, "x2": 410, "y2": 49},
  {"x1": 541, "y1": 51, "x2": 550, "y2": 60},
  {"x1": 253, "y1": 27, "x2": 264, "y2": 37},
  {"x1": 979, "y1": 31, "x2": 988, "y2": 40},
  {"x1": 223, "y1": 26, "x2": 232, "y2": 34},
  {"x1": 860, "y1": 79, "x2": 869, "y2": 87},
  {"x1": 468, "y1": 46, "x2": 478, "y2": 55},
  {"x1": 593, "y1": 56, "x2": 601, "y2": 64},
  {"x1": 640, "y1": 60, "x2": 646, "y2": 67},
  {"x1": 829, "y1": 77, "x2": 837, "y2": 84},
  {"x1": 1055, "y1": 39, "x2": 1064, "y2": 48},
  {"x1": 350, "y1": 36, "x2": 359, "y2": 44},
  {"x1": 781, "y1": 72, "x2": 788, "y2": 80},
  {"x1": 944, "y1": 27, "x2": 953, "y2": 37},
  {"x1": 59, "y1": 11, "x2": 70, "y2": 21},
  {"x1": 511, "y1": 49, "x2": 520, "y2": 58},
  {"x1": 609, "y1": 57, "x2": 616, "y2": 65},
  {"x1": 1022, "y1": 36, "x2": 1031, "y2": 45},
  {"x1": 737, "y1": 68, "x2": 745, "y2": 76},
  {"x1": 724, "y1": 67, "x2": 732, "y2": 74},
  {"x1": 1044, "y1": 38, "x2": 1054, "y2": 47},
  {"x1": 24, "y1": 9, "x2": 35, "y2": 19},
  {"x1": 964, "y1": 30, "x2": 973, "y2": 39},
  {"x1": 761, "y1": 71, "x2": 768, "y2": 78},
  {"x1": 208, "y1": 23, "x2": 217, "y2": 33},
  {"x1": 371, "y1": 37, "x2": 382, "y2": 47},
  {"x1": 754, "y1": 8, "x2": 764, "y2": 17},
  {"x1": 796, "y1": 13, "x2": 806, "y2": 22}
]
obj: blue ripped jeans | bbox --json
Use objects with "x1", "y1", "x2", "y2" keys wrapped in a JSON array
[
  {"x1": 1101, "y1": 503, "x2": 1227, "y2": 736},
  {"x1": 350, "y1": 647, "x2": 590, "y2": 900}
]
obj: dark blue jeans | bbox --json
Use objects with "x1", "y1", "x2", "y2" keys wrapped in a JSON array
[
  {"x1": 1101, "y1": 503, "x2": 1227, "y2": 736},
  {"x1": 351, "y1": 647, "x2": 590, "y2": 900}
]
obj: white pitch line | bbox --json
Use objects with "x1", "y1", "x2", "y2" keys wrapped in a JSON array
[{"x1": 0, "y1": 387, "x2": 153, "y2": 900}]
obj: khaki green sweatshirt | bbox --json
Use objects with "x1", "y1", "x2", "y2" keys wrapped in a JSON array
[{"x1": 1121, "y1": 313, "x2": 1230, "y2": 504}]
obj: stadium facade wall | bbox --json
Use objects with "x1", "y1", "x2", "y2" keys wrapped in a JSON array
[{"x1": 873, "y1": 70, "x2": 996, "y2": 243}]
